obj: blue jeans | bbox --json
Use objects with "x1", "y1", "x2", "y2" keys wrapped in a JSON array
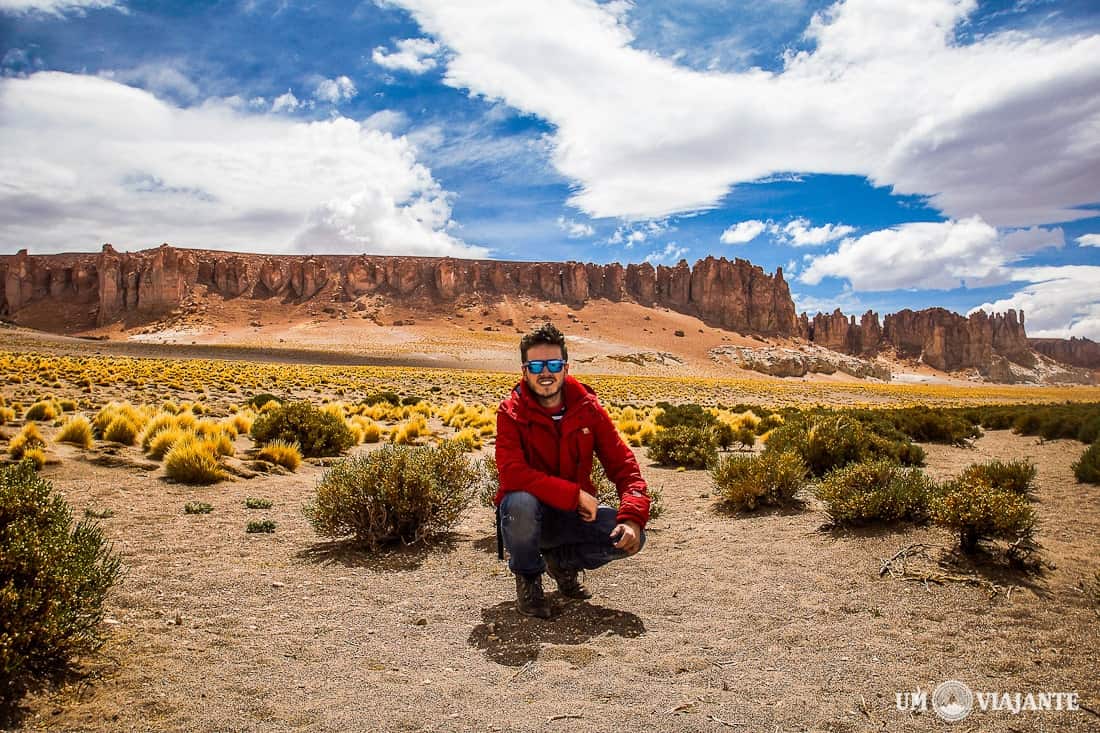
[{"x1": 498, "y1": 491, "x2": 646, "y2": 577}]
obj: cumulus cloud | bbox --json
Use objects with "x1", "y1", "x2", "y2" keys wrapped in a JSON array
[
  {"x1": 800, "y1": 216, "x2": 1064, "y2": 290},
  {"x1": 782, "y1": 217, "x2": 854, "y2": 246},
  {"x1": 372, "y1": 37, "x2": 441, "y2": 74},
  {"x1": 643, "y1": 242, "x2": 687, "y2": 265},
  {"x1": 0, "y1": 0, "x2": 118, "y2": 15},
  {"x1": 1076, "y1": 233, "x2": 1100, "y2": 247},
  {"x1": 556, "y1": 216, "x2": 594, "y2": 238},
  {"x1": 720, "y1": 220, "x2": 767, "y2": 244},
  {"x1": 271, "y1": 89, "x2": 302, "y2": 112},
  {"x1": 100, "y1": 63, "x2": 200, "y2": 102},
  {"x1": 0, "y1": 71, "x2": 487, "y2": 257},
  {"x1": 390, "y1": 0, "x2": 1100, "y2": 226},
  {"x1": 312, "y1": 75, "x2": 357, "y2": 104},
  {"x1": 972, "y1": 266, "x2": 1100, "y2": 340}
]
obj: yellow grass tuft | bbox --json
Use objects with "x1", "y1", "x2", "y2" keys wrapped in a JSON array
[
  {"x1": 164, "y1": 436, "x2": 227, "y2": 484},
  {"x1": 147, "y1": 426, "x2": 192, "y2": 460},
  {"x1": 55, "y1": 415, "x2": 94, "y2": 449},
  {"x1": 9, "y1": 423, "x2": 46, "y2": 459},
  {"x1": 257, "y1": 439, "x2": 302, "y2": 471}
]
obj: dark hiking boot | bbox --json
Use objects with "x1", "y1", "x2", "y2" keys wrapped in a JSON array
[
  {"x1": 545, "y1": 554, "x2": 592, "y2": 599},
  {"x1": 514, "y1": 573, "x2": 551, "y2": 619}
]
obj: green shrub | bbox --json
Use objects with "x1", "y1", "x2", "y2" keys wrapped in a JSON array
[
  {"x1": 711, "y1": 450, "x2": 807, "y2": 511},
  {"x1": 1073, "y1": 443, "x2": 1100, "y2": 484},
  {"x1": 959, "y1": 459, "x2": 1037, "y2": 496},
  {"x1": 709, "y1": 422, "x2": 736, "y2": 451},
  {"x1": 476, "y1": 453, "x2": 499, "y2": 508},
  {"x1": 246, "y1": 519, "x2": 276, "y2": 534},
  {"x1": 0, "y1": 461, "x2": 122, "y2": 701},
  {"x1": 362, "y1": 391, "x2": 400, "y2": 406},
  {"x1": 886, "y1": 408, "x2": 980, "y2": 445},
  {"x1": 931, "y1": 475, "x2": 1036, "y2": 554},
  {"x1": 184, "y1": 502, "x2": 213, "y2": 514},
  {"x1": 250, "y1": 401, "x2": 354, "y2": 458},
  {"x1": 654, "y1": 402, "x2": 716, "y2": 430},
  {"x1": 648, "y1": 426, "x2": 717, "y2": 469},
  {"x1": 305, "y1": 441, "x2": 478, "y2": 550},
  {"x1": 244, "y1": 497, "x2": 273, "y2": 509},
  {"x1": 1077, "y1": 416, "x2": 1100, "y2": 445},
  {"x1": 248, "y1": 393, "x2": 281, "y2": 410},
  {"x1": 816, "y1": 459, "x2": 935, "y2": 526},
  {"x1": 764, "y1": 416, "x2": 919, "y2": 477}
]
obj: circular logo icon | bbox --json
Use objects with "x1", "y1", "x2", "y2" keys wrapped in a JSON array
[{"x1": 932, "y1": 680, "x2": 974, "y2": 722}]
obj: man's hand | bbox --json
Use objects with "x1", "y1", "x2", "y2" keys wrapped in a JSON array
[
  {"x1": 577, "y1": 490, "x2": 598, "y2": 522},
  {"x1": 610, "y1": 520, "x2": 642, "y2": 554}
]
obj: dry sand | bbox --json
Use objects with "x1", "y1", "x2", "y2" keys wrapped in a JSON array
[{"x1": 8, "y1": 428, "x2": 1100, "y2": 732}]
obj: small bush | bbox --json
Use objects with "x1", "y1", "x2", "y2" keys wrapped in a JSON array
[
  {"x1": 1073, "y1": 442, "x2": 1100, "y2": 484},
  {"x1": 55, "y1": 415, "x2": 94, "y2": 449},
  {"x1": 648, "y1": 426, "x2": 717, "y2": 469},
  {"x1": 103, "y1": 415, "x2": 138, "y2": 445},
  {"x1": 146, "y1": 427, "x2": 190, "y2": 460},
  {"x1": 184, "y1": 501, "x2": 213, "y2": 514},
  {"x1": 711, "y1": 450, "x2": 807, "y2": 511},
  {"x1": 256, "y1": 439, "x2": 302, "y2": 471},
  {"x1": 362, "y1": 391, "x2": 400, "y2": 406},
  {"x1": 816, "y1": 459, "x2": 935, "y2": 526},
  {"x1": 305, "y1": 442, "x2": 477, "y2": 550},
  {"x1": 246, "y1": 519, "x2": 276, "y2": 534},
  {"x1": 250, "y1": 401, "x2": 354, "y2": 458},
  {"x1": 0, "y1": 461, "x2": 122, "y2": 701},
  {"x1": 248, "y1": 394, "x2": 281, "y2": 410},
  {"x1": 764, "y1": 415, "x2": 922, "y2": 477},
  {"x1": 244, "y1": 497, "x2": 273, "y2": 509},
  {"x1": 476, "y1": 454, "x2": 499, "y2": 508},
  {"x1": 959, "y1": 459, "x2": 1037, "y2": 496},
  {"x1": 931, "y1": 475, "x2": 1036, "y2": 554},
  {"x1": 654, "y1": 402, "x2": 716, "y2": 430},
  {"x1": 23, "y1": 400, "x2": 60, "y2": 422},
  {"x1": 9, "y1": 423, "x2": 46, "y2": 460},
  {"x1": 164, "y1": 438, "x2": 226, "y2": 485},
  {"x1": 21, "y1": 447, "x2": 47, "y2": 471}
]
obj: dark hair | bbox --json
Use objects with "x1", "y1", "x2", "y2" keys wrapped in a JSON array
[{"x1": 520, "y1": 322, "x2": 568, "y2": 362}]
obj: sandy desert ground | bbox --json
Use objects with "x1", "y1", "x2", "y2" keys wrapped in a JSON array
[{"x1": 6, "y1": 417, "x2": 1099, "y2": 732}]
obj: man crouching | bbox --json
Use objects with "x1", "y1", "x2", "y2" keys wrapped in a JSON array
[{"x1": 493, "y1": 322, "x2": 650, "y2": 618}]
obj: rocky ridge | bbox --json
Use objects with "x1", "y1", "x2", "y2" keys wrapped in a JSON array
[{"x1": 0, "y1": 244, "x2": 1093, "y2": 381}]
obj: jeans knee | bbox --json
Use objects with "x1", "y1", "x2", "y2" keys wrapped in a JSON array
[{"x1": 500, "y1": 491, "x2": 541, "y2": 540}]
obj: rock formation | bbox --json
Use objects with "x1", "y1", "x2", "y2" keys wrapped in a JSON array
[
  {"x1": 0, "y1": 244, "x2": 798, "y2": 336},
  {"x1": 1030, "y1": 337, "x2": 1100, "y2": 369},
  {"x1": 2, "y1": 243, "x2": 1091, "y2": 380}
]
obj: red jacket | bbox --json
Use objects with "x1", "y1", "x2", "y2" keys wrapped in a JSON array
[{"x1": 494, "y1": 375, "x2": 650, "y2": 528}]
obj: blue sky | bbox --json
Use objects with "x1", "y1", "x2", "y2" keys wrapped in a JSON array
[{"x1": 1, "y1": 0, "x2": 1098, "y2": 338}]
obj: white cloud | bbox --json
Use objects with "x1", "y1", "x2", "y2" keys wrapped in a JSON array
[
  {"x1": 800, "y1": 216, "x2": 1064, "y2": 290},
  {"x1": 0, "y1": 0, "x2": 118, "y2": 15},
  {"x1": 556, "y1": 216, "x2": 594, "y2": 238},
  {"x1": 782, "y1": 217, "x2": 854, "y2": 246},
  {"x1": 643, "y1": 242, "x2": 687, "y2": 265},
  {"x1": 100, "y1": 63, "x2": 200, "y2": 102},
  {"x1": 312, "y1": 75, "x2": 357, "y2": 104},
  {"x1": 0, "y1": 71, "x2": 488, "y2": 258},
  {"x1": 271, "y1": 89, "x2": 302, "y2": 112},
  {"x1": 363, "y1": 109, "x2": 408, "y2": 133},
  {"x1": 791, "y1": 285, "x2": 864, "y2": 316},
  {"x1": 972, "y1": 266, "x2": 1100, "y2": 340},
  {"x1": 1076, "y1": 233, "x2": 1100, "y2": 247},
  {"x1": 372, "y1": 37, "x2": 441, "y2": 74},
  {"x1": 720, "y1": 219, "x2": 767, "y2": 244},
  {"x1": 391, "y1": 0, "x2": 1100, "y2": 226}
]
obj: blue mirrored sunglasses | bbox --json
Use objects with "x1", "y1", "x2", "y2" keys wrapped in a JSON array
[{"x1": 523, "y1": 359, "x2": 566, "y2": 374}]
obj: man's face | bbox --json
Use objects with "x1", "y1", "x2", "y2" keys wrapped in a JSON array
[{"x1": 523, "y1": 343, "x2": 569, "y2": 403}]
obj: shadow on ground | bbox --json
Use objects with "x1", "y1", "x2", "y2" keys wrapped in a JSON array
[
  {"x1": 468, "y1": 599, "x2": 645, "y2": 666},
  {"x1": 295, "y1": 534, "x2": 459, "y2": 571}
]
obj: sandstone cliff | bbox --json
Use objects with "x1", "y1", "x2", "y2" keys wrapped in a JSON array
[
  {"x1": 0, "y1": 244, "x2": 798, "y2": 335},
  {"x1": 1030, "y1": 337, "x2": 1100, "y2": 370}
]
